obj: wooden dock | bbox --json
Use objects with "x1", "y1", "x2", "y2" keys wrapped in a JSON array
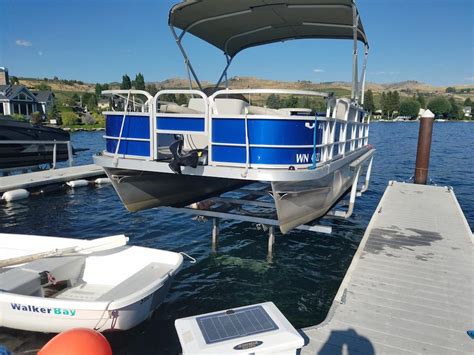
[
  {"x1": 301, "y1": 181, "x2": 473, "y2": 354},
  {"x1": 0, "y1": 164, "x2": 105, "y2": 193}
]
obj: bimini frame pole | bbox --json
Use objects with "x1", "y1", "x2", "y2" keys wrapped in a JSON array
[
  {"x1": 351, "y1": 4, "x2": 359, "y2": 102},
  {"x1": 215, "y1": 55, "x2": 233, "y2": 89},
  {"x1": 360, "y1": 45, "x2": 369, "y2": 105},
  {"x1": 170, "y1": 25, "x2": 203, "y2": 91}
]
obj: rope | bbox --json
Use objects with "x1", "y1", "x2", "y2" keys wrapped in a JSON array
[
  {"x1": 309, "y1": 113, "x2": 318, "y2": 170},
  {"x1": 241, "y1": 107, "x2": 250, "y2": 178},
  {"x1": 113, "y1": 89, "x2": 132, "y2": 167},
  {"x1": 180, "y1": 252, "x2": 196, "y2": 264}
]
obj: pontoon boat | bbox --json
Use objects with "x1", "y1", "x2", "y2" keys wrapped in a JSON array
[{"x1": 94, "y1": 0, "x2": 374, "y2": 233}]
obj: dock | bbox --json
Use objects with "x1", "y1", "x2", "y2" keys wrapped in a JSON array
[
  {"x1": 0, "y1": 164, "x2": 105, "y2": 193},
  {"x1": 301, "y1": 181, "x2": 473, "y2": 354}
]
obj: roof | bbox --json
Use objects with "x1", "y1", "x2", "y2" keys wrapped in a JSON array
[
  {"x1": 33, "y1": 91, "x2": 54, "y2": 103},
  {"x1": 169, "y1": 0, "x2": 368, "y2": 58},
  {"x1": 0, "y1": 85, "x2": 37, "y2": 101}
]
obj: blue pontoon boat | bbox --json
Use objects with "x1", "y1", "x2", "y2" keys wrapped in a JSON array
[{"x1": 94, "y1": 0, "x2": 374, "y2": 233}]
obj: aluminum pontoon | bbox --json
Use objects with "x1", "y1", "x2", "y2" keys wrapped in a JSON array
[{"x1": 94, "y1": 0, "x2": 374, "y2": 234}]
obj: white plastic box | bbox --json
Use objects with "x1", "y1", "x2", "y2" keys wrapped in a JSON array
[{"x1": 175, "y1": 302, "x2": 304, "y2": 355}]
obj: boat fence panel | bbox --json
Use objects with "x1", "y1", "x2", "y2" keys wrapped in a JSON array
[{"x1": 101, "y1": 90, "x2": 155, "y2": 160}]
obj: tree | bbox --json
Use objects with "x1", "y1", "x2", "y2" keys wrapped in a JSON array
[
  {"x1": 381, "y1": 92, "x2": 388, "y2": 118},
  {"x1": 133, "y1": 73, "x2": 145, "y2": 90},
  {"x1": 120, "y1": 74, "x2": 132, "y2": 89},
  {"x1": 61, "y1": 111, "x2": 78, "y2": 126},
  {"x1": 10, "y1": 76, "x2": 19, "y2": 85},
  {"x1": 266, "y1": 94, "x2": 281, "y2": 108},
  {"x1": 416, "y1": 94, "x2": 426, "y2": 109},
  {"x1": 399, "y1": 99, "x2": 421, "y2": 119},
  {"x1": 30, "y1": 111, "x2": 42, "y2": 125},
  {"x1": 95, "y1": 83, "x2": 103, "y2": 97},
  {"x1": 427, "y1": 97, "x2": 451, "y2": 118},
  {"x1": 445, "y1": 87, "x2": 456, "y2": 94},
  {"x1": 47, "y1": 103, "x2": 61, "y2": 125},
  {"x1": 464, "y1": 98, "x2": 472, "y2": 107},
  {"x1": 283, "y1": 95, "x2": 298, "y2": 108},
  {"x1": 176, "y1": 94, "x2": 187, "y2": 106},
  {"x1": 448, "y1": 97, "x2": 461, "y2": 120},
  {"x1": 146, "y1": 84, "x2": 158, "y2": 96},
  {"x1": 102, "y1": 83, "x2": 110, "y2": 90},
  {"x1": 364, "y1": 90, "x2": 375, "y2": 113},
  {"x1": 82, "y1": 93, "x2": 97, "y2": 111}
]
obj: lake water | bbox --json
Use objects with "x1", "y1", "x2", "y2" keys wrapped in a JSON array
[{"x1": 1, "y1": 122, "x2": 473, "y2": 354}]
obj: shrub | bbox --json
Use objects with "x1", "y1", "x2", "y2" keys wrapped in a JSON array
[{"x1": 61, "y1": 111, "x2": 79, "y2": 126}]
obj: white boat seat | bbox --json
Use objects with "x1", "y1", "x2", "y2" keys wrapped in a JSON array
[
  {"x1": 0, "y1": 256, "x2": 85, "y2": 296},
  {"x1": 214, "y1": 98, "x2": 249, "y2": 114},
  {"x1": 95, "y1": 262, "x2": 170, "y2": 301},
  {"x1": 0, "y1": 268, "x2": 42, "y2": 296},
  {"x1": 247, "y1": 105, "x2": 286, "y2": 116},
  {"x1": 159, "y1": 103, "x2": 201, "y2": 114}
]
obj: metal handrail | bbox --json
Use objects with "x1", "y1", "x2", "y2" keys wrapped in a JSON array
[{"x1": 0, "y1": 140, "x2": 74, "y2": 168}]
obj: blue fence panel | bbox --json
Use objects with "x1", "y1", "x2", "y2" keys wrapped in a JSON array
[
  {"x1": 156, "y1": 116, "x2": 205, "y2": 132},
  {"x1": 212, "y1": 117, "x2": 322, "y2": 145},
  {"x1": 106, "y1": 139, "x2": 150, "y2": 157},
  {"x1": 212, "y1": 146, "x2": 319, "y2": 165},
  {"x1": 105, "y1": 114, "x2": 150, "y2": 139}
]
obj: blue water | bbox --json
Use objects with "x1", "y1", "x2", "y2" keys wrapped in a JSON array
[{"x1": 1, "y1": 122, "x2": 473, "y2": 354}]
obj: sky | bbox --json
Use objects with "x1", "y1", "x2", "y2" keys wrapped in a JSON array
[{"x1": 0, "y1": 0, "x2": 473, "y2": 86}]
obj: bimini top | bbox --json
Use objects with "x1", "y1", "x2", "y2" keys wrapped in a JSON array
[{"x1": 169, "y1": 0, "x2": 368, "y2": 58}]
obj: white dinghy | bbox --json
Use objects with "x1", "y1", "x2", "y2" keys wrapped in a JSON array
[{"x1": 0, "y1": 233, "x2": 183, "y2": 333}]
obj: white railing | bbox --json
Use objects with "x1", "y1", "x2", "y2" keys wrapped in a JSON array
[
  {"x1": 102, "y1": 88, "x2": 370, "y2": 168},
  {"x1": 0, "y1": 140, "x2": 74, "y2": 169}
]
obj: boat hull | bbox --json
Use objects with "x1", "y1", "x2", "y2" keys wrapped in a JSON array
[
  {"x1": 272, "y1": 162, "x2": 356, "y2": 234},
  {"x1": 104, "y1": 167, "x2": 247, "y2": 212},
  {"x1": 0, "y1": 275, "x2": 175, "y2": 333},
  {"x1": 0, "y1": 117, "x2": 70, "y2": 169}
]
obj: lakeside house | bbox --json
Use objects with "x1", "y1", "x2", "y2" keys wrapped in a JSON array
[
  {"x1": 463, "y1": 106, "x2": 471, "y2": 118},
  {"x1": 0, "y1": 67, "x2": 55, "y2": 119}
]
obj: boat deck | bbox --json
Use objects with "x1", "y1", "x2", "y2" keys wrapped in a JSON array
[
  {"x1": 0, "y1": 164, "x2": 105, "y2": 193},
  {"x1": 301, "y1": 181, "x2": 474, "y2": 354}
]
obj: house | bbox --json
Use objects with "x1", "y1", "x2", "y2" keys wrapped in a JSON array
[
  {"x1": 0, "y1": 68, "x2": 54, "y2": 119},
  {"x1": 463, "y1": 106, "x2": 471, "y2": 118},
  {"x1": 0, "y1": 85, "x2": 40, "y2": 116},
  {"x1": 33, "y1": 91, "x2": 55, "y2": 116},
  {"x1": 98, "y1": 99, "x2": 110, "y2": 110}
]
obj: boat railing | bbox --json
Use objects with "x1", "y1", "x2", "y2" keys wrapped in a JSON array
[
  {"x1": 101, "y1": 90, "x2": 155, "y2": 161},
  {"x1": 101, "y1": 88, "x2": 370, "y2": 168},
  {"x1": 0, "y1": 140, "x2": 74, "y2": 169},
  {"x1": 154, "y1": 89, "x2": 209, "y2": 157}
]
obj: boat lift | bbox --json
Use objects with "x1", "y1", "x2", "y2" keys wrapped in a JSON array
[{"x1": 165, "y1": 149, "x2": 374, "y2": 257}]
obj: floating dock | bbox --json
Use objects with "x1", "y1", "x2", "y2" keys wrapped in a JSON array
[
  {"x1": 302, "y1": 181, "x2": 473, "y2": 354},
  {"x1": 0, "y1": 164, "x2": 105, "y2": 193}
]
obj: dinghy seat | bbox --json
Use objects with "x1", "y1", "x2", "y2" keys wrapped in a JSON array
[
  {"x1": 95, "y1": 262, "x2": 170, "y2": 302},
  {"x1": 0, "y1": 256, "x2": 85, "y2": 296}
]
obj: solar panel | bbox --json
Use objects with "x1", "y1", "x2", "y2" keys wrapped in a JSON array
[{"x1": 196, "y1": 305, "x2": 279, "y2": 344}]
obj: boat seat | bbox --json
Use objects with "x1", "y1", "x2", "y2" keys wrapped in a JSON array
[
  {"x1": 214, "y1": 98, "x2": 249, "y2": 114},
  {"x1": 95, "y1": 262, "x2": 171, "y2": 302},
  {"x1": 159, "y1": 103, "x2": 201, "y2": 114},
  {"x1": 247, "y1": 105, "x2": 286, "y2": 116},
  {"x1": 0, "y1": 256, "x2": 85, "y2": 296}
]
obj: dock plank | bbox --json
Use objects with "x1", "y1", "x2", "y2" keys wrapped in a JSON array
[
  {"x1": 0, "y1": 164, "x2": 105, "y2": 193},
  {"x1": 302, "y1": 181, "x2": 473, "y2": 354}
]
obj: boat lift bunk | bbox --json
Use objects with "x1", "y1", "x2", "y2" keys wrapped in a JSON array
[{"x1": 93, "y1": 0, "x2": 374, "y2": 251}]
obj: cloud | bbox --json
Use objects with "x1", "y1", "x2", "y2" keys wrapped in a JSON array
[
  {"x1": 16, "y1": 39, "x2": 32, "y2": 47},
  {"x1": 313, "y1": 69, "x2": 324, "y2": 73},
  {"x1": 38, "y1": 51, "x2": 43, "y2": 56},
  {"x1": 465, "y1": 76, "x2": 474, "y2": 81},
  {"x1": 371, "y1": 71, "x2": 399, "y2": 76}
]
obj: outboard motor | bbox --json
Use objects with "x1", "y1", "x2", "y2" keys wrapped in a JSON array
[{"x1": 168, "y1": 139, "x2": 208, "y2": 174}]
